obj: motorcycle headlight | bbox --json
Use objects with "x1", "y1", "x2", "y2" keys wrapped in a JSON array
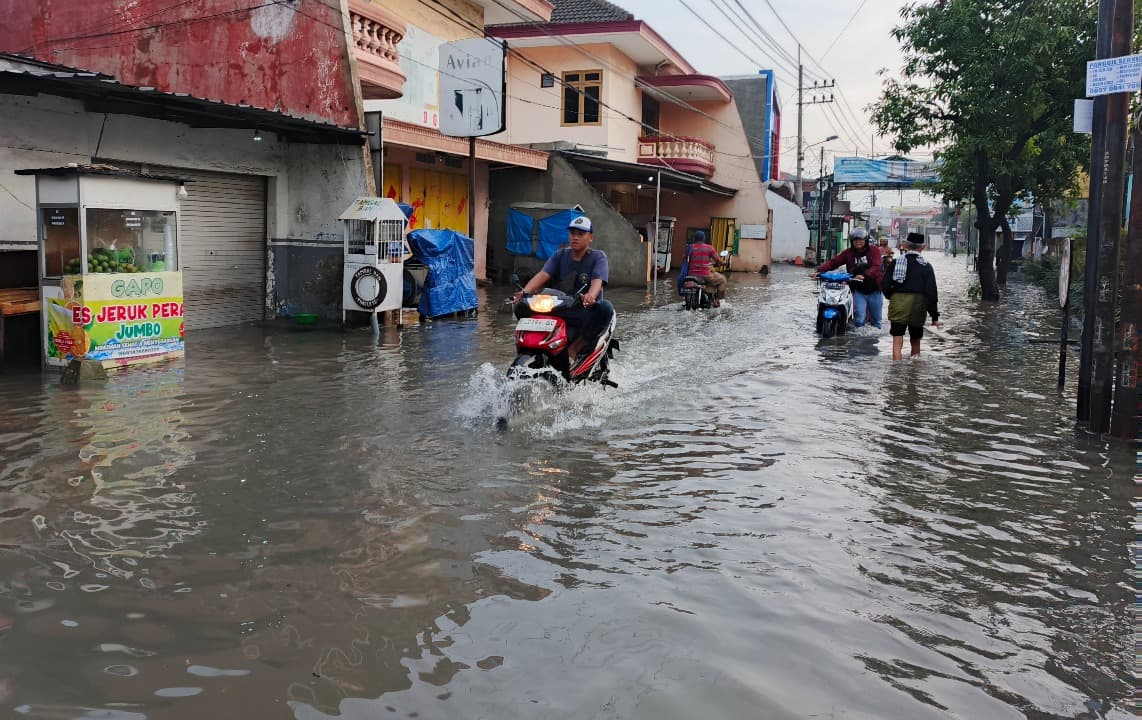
[{"x1": 528, "y1": 294, "x2": 557, "y2": 313}]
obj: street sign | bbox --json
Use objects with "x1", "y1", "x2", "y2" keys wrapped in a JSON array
[
  {"x1": 1059, "y1": 237, "x2": 1071, "y2": 308},
  {"x1": 1085, "y1": 54, "x2": 1142, "y2": 97}
]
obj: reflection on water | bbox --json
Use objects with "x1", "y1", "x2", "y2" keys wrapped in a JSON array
[{"x1": 0, "y1": 261, "x2": 1133, "y2": 719}]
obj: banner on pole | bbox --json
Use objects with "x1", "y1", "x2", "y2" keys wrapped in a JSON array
[
  {"x1": 833, "y1": 157, "x2": 940, "y2": 187},
  {"x1": 1085, "y1": 54, "x2": 1142, "y2": 97}
]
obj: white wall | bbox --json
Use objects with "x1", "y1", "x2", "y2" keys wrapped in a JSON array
[
  {"x1": 766, "y1": 189, "x2": 809, "y2": 262},
  {"x1": 0, "y1": 92, "x2": 367, "y2": 248}
]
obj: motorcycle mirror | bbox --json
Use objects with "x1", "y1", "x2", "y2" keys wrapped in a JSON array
[
  {"x1": 719, "y1": 250, "x2": 730, "y2": 257},
  {"x1": 510, "y1": 273, "x2": 522, "y2": 289}
]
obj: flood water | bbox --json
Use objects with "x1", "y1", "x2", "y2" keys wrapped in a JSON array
[{"x1": 0, "y1": 255, "x2": 1133, "y2": 719}]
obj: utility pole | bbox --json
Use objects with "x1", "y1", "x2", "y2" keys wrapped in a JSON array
[
  {"x1": 795, "y1": 46, "x2": 804, "y2": 208},
  {"x1": 1078, "y1": 0, "x2": 1114, "y2": 423},
  {"x1": 1088, "y1": 0, "x2": 1133, "y2": 433},
  {"x1": 1114, "y1": 105, "x2": 1141, "y2": 438}
]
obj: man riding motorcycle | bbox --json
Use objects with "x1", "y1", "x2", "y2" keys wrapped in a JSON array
[
  {"x1": 813, "y1": 228, "x2": 884, "y2": 329},
  {"x1": 513, "y1": 215, "x2": 614, "y2": 362},
  {"x1": 681, "y1": 231, "x2": 727, "y2": 307}
]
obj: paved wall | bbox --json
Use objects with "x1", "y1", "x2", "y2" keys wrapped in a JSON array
[
  {"x1": 1, "y1": 0, "x2": 359, "y2": 128},
  {"x1": 488, "y1": 154, "x2": 646, "y2": 287},
  {"x1": 0, "y1": 93, "x2": 368, "y2": 317}
]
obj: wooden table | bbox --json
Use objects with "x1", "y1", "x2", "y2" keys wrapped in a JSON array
[{"x1": 0, "y1": 288, "x2": 41, "y2": 367}]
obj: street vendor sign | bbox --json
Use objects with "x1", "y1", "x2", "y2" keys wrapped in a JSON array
[
  {"x1": 1086, "y1": 53, "x2": 1142, "y2": 97},
  {"x1": 44, "y1": 272, "x2": 184, "y2": 366}
]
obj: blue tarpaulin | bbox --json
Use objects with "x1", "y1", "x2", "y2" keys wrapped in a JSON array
[
  {"x1": 536, "y1": 209, "x2": 583, "y2": 260},
  {"x1": 407, "y1": 229, "x2": 478, "y2": 318},
  {"x1": 506, "y1": 209, "x2": 534, "y2": 256}
]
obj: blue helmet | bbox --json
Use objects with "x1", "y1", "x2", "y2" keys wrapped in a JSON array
[{"x1": 691, "y1": 230, "x2": 706, "y2": 243}]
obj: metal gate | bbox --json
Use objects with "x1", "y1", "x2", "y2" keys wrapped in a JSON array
[
  {"x1": 710, "y1": 216, "x2": 736, "y2": 255},
  {"x1": 174, "y1": 169, "x2": 267, "y2": 329}
]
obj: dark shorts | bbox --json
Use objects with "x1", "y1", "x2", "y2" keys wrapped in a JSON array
[{"x1": 889, "y1": 322, "x2": 924, "y2": 340}]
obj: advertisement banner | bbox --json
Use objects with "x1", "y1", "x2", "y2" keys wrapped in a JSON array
[
  {"x1": 438, "y1": 37, "x2": 506, "y2": 137},
  {"x1": 45, "y1": 272, "x2": 184, "y2": 365},
  {"x1": 833, "y1": 157, "x2": 941, "y2": 187}
]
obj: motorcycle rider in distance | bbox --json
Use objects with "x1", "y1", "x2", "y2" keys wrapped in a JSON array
[
  {"x1": 513, "y1": 215, "x2": 614, "y2": 363},
  {"x1": 684, "y1": 231, "x2": 727, "y2": 307},
  {"x1": 812, "y1": 227, "x2": 884, "y2": 329}
]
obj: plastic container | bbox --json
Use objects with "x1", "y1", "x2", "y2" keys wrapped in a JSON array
[{"x1": 292, "y1": 313, "x2": 318, "y2": 325}]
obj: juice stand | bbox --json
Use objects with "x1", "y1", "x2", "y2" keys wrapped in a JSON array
[{"x1": 17, "y1": 166, "x2": 186, "y2": 368}]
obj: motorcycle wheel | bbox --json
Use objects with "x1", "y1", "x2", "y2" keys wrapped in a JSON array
[
  {"x1": 684, "y1": 294, "x2": 694, "y2": 311},
  {"x1": 822, "y1": 316, "x2": 840, "y2": 338}
]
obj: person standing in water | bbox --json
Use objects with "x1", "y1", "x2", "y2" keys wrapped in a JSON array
[{"x1": 882, "y1": 232, "x2": 940, "y2": 360}]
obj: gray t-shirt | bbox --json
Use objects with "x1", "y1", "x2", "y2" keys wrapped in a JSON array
[{"x1": 541, "y1": 248, "x2": 609, "y2": 297}]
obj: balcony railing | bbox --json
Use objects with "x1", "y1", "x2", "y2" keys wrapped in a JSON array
[
  {"x1": 350, "y1": 0, "x2": 406, "y2": 100},
  {"x1": 637, "y1": 135, "x2": 716, "y2": 178}
]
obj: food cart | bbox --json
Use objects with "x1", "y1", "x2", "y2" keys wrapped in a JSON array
[{"x1": 16, "y1": 166, "x2": 186, "y2": 368}]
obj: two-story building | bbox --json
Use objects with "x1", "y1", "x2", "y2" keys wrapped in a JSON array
[
  {"x1": 356, "y1": 0, "x2": 554, "y2": 282},
  {"x1": 483, "y1": 0, "x2": 773, "y2": 285}
]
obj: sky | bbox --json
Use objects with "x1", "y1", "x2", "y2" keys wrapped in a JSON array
[{"x1": 614, "y1": 0, "x2": 937, "y2": 208}]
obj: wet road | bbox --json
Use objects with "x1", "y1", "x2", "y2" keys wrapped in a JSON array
[{"x1": 0, "y1": 255, "x2": 1133, "y2": 719}]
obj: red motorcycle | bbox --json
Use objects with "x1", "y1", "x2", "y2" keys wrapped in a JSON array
[{"x1": 508, "y1": 279, "x2": 618, "y2": 387}]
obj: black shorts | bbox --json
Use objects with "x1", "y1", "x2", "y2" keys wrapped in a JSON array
[{"x1": 889, "y1": 322, "x2": 924, "y2": 340}]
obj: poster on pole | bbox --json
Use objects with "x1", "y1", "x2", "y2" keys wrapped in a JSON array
[
  {"x1": 1073, "y1": 99, "x2": 1093, "y2": 133},
  {"x1": 438, "y1": 38, "x2": 506, "y2": 137},
  {"x1": 1085, "y1": 53, "x2": 1142, "y2": 97},
  {"x1": 1058, "y1": 237, "x2": 1071, "y2": 308}
]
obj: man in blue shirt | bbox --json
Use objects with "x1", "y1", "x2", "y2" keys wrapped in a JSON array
[{"x1": 514, "y1": 215, "x2": 614, "y2": 359}]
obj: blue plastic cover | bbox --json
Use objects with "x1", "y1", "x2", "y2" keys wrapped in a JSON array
[
  {"x1": 820, "y1": 270, "x2": 853, "y2": 281},
  {"x1": 407, "y1": 229, "x2": 479, "y2": 318},
  {"x1": 536, "y1": 209, "x2": 584, "y2": 260},
  {"x1": 397, "y1": 203, "x2": 414, "y2": 220},
  {"x1": 506, "y1": 209, "x2": 534, "y2": 256}
]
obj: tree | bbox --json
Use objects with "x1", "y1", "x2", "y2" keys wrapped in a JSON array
[{"x1": 871, "y1": 0, "x2": 1095, "y2": 300}]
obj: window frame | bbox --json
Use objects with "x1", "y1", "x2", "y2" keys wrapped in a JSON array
[{"x1": 560, "y1": 69, "x2": 604, "y2": 127}]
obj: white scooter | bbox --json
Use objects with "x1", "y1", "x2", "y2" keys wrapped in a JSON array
[{"x1": 815, "y1": 270, "x2": 853, "y2": 337}]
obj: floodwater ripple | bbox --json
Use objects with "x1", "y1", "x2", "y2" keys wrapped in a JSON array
[{"x1": 0, "y1": 258, "x2": 1132, "y2": 719}]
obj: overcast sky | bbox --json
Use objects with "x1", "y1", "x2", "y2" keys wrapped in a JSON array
[{"x1": 616, "y1": 0, "x2": 913, "y2": 180}]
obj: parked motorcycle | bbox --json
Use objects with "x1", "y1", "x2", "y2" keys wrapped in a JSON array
[
  {"x1": 678, "y1": 250, "x2": 730, "y2": 310},
  {"x1": 815, "y1": 269, "x2": 853, "y2": 338},
  {"x1": 507, "y1": 275, "x2": 618, "y2": 387}
]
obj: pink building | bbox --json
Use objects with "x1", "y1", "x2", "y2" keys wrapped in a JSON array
[{"x1": 486, "y1": 0, "x2": 773, "y2": 280}]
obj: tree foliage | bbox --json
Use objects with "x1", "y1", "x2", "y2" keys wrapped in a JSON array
[{"x1": 871, "y1": 0, "x2": 1096, "y2": 300}]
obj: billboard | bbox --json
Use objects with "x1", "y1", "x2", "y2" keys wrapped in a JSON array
[
  {"x1": 438, "y1": 38, "x2": 506, "y2": 137},
  {"x1": 833, "y1": 157, "x2": 940, "y2": 187}
]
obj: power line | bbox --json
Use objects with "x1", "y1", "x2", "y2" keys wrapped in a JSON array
[{"x1": 820, "y1": 0, "x2": 870, "y2": 61}]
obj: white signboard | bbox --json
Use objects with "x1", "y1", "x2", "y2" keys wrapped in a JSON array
[
  {"x1": 366, "y1": 24, "x2": 442, "y2": 129},
  {"x1": 439, "y1": 38, "x2": 505, "y2": 137},
  {"x1": 740, "y1": 224, "x2": 768, "y2": 239},
  {"x1": 1085, "y1": 54, "x2": 1142, "y2": 97},
  {"x1": 1073, "y1": 99, "x2": 1093, "y2": 133}
]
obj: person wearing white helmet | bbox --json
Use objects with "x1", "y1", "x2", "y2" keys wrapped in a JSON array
[
  {"x1": 812, "y1": 227, "x2": 885, "y2": 329},
  {"x1": 514, "y1": 214, "x2": 614, "y2": 360}
]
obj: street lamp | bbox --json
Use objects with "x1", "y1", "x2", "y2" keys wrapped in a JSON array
[{"x1": 796, "y1": 134, "x2": 838, "y2": 207}]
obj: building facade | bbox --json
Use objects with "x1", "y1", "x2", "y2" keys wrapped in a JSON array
[{"x1": 484, "y1": 0, "x2": 773, "y2": 279}]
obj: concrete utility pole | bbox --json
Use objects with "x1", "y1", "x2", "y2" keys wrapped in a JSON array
[
  {"x1": 1113, "y1": 107, "x2": 1141, "y2": 439},
  {"x1": 1078, "y1": 0, "x2": 1114, "y2": 423},
  {"x1": 1087, "y1": 0, "x2": 1133, "y2": 434},
  {"x1": 795, "y1": 47, "x2": 804, "y2": 208}
]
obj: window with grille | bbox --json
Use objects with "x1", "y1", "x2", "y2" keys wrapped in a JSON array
[{"x1": 562, "y1": 70, "x2": 602, "y2": 126}]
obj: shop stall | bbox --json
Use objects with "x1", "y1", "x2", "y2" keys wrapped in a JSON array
[{"x1": 17, "y1": 166, "x2": 185, "y2": 368}]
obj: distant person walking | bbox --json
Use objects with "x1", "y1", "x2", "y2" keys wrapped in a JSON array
[{"x1": 882, "y1": 232, "x2": 940, "y2": 360}]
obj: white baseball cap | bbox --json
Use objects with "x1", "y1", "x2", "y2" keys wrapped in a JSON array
[{"x1": 568, "y1": 215, "x2": 593, "y2": 232}]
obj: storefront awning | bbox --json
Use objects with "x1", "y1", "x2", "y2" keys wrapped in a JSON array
[{"x1": 559, "y1": 150, "x2": 737, "y2": 197}]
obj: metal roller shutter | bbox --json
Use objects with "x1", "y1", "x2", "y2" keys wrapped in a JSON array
[
  {"x1": 175, "y1": 169, "x2": 267, "y2": 329},
  {"x1": 118, "y1": 163, "x2": 268, "y2": 329}
]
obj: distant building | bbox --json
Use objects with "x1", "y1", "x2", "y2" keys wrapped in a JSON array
[{"x1": 723, "y1": 71, "x2": 782, "y2": 183}]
